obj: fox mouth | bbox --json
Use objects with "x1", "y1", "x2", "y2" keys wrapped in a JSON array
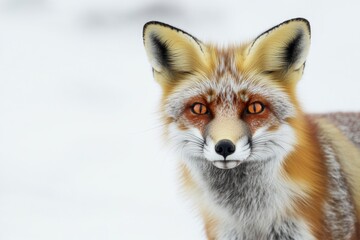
[{"x1": 212, "y1": 160, "x2": 241, "y2": 169}]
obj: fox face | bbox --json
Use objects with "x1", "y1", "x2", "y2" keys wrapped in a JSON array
[
  {"x1": 164, "y1": 69, "x2": 299, "y2": 170},
  {"x1": 143, "y1": 19, "x2": 311, "y2": 169}
]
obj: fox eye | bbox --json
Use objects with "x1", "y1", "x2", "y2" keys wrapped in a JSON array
[
  {"x1": 247, "y1": 102, "x2": 264, "y2": 114},
  {"x1": 191, "y1": 103, "x2": 208, "y2": 115}
]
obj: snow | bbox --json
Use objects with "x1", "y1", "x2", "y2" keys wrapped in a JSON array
[{"x1": 0, "y1": 0, "x2": 359, "y2": 239}]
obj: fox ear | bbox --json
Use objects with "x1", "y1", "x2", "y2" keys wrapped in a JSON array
[
  {"x1": 143, "y1": 21, "x2": 206, "y2": 78},
  {"x1": 246, "y1": 18, "x2": 311, "y2": 78}
]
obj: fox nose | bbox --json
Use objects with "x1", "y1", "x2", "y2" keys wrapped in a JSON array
[{"x1": 215, "y1": 139, "x2": 236, "y2": 159}]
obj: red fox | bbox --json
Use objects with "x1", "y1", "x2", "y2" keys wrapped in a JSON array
[{"x1": 143, "y1": 18, "x2": 360, "y2": 239}]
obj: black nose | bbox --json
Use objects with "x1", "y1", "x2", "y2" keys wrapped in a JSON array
[{"x1": 215, "y1": 139, "x2": 236, "y2": 159}]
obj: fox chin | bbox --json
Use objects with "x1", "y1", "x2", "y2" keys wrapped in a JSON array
[{"x1": 143, "y1": 18, "x2": 360, "y2": 240}]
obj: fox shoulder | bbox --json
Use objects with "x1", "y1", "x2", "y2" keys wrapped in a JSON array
[
  {"x1": 314, "y1": 114, "x2": 360, "y2": 223},
  {"x1": 312, "y1": 112, "x2": 360, "y2": 148}
]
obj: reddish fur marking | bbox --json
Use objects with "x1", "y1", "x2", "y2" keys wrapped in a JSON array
[
  {"x1": 242, "y1": 95, "x2": 276, "y2": 134},
  {"x1": 183, "y1": 92, "x2": 279, "y2": 137},
  {"x1": 183, "y1": 97, "x2": 212, "y2": 134}
]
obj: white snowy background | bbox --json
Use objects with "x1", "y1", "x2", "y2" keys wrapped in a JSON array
[{"x1": 0, "y1": 0, "x2": 359, "y2": 239}]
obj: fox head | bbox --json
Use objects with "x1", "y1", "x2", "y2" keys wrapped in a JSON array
[{"x1": 143, "y1": 19, "x2": 311, "y2": 169}]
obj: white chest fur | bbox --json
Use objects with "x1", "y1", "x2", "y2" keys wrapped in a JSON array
[{"x1": 186, "y1": 159, "x2": 314, "y2": 240}]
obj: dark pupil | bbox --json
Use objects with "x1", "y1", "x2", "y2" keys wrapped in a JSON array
[
  {"x1": 199, "y1": 104, "x2": 203, "y2": 113},
  {"x1": 252, "y1": 104, "x2": 257, "y2": 113}
]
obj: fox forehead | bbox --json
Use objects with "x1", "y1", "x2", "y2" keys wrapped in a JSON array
[{"x1": 164, "y1": 70, "x2": 296, "y2": 121}]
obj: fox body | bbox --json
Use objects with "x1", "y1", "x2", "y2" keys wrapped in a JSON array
[{"x1": 143, "y1": 19, "x2": 360, "y2": 239}]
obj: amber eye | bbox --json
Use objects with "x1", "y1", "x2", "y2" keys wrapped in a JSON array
[
  {"x1": 191, "y1": 103, "x2": 208, "y2": 115},
  {"x1": 247, "y1": 102, "x2": 265, "y2": 114}
]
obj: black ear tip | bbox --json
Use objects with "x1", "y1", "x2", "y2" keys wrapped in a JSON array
[
  {"x1": 143, "y1": 21, "x2": 177, "y2": 35},
  {"x1": 287, "y1": 17, "x2": 311, "y2": 35},
  {"x1": 291, "y1": 17, "x2": 310, "y2": 24},
  {"x1": 143, "y1": 21, "x2": 165, "y2": 30},
  {"x1": 143, "y1": 21, "x2": 178, "y2": 44},
  {"x1": 142, "y1": 21, "x2": 202, "y2": 46},
  {"x1": 143, "y1": 21, "x2": 162, "y2": 41}
]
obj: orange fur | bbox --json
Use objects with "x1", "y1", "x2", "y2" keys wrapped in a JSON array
[{"x1": 284, "y1": 114, "x2": 329, "y2": 238}]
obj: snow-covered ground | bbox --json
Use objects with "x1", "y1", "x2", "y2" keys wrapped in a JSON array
[{"x1": 0, "y1": 0, "x2": 359, "y2": 239}]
